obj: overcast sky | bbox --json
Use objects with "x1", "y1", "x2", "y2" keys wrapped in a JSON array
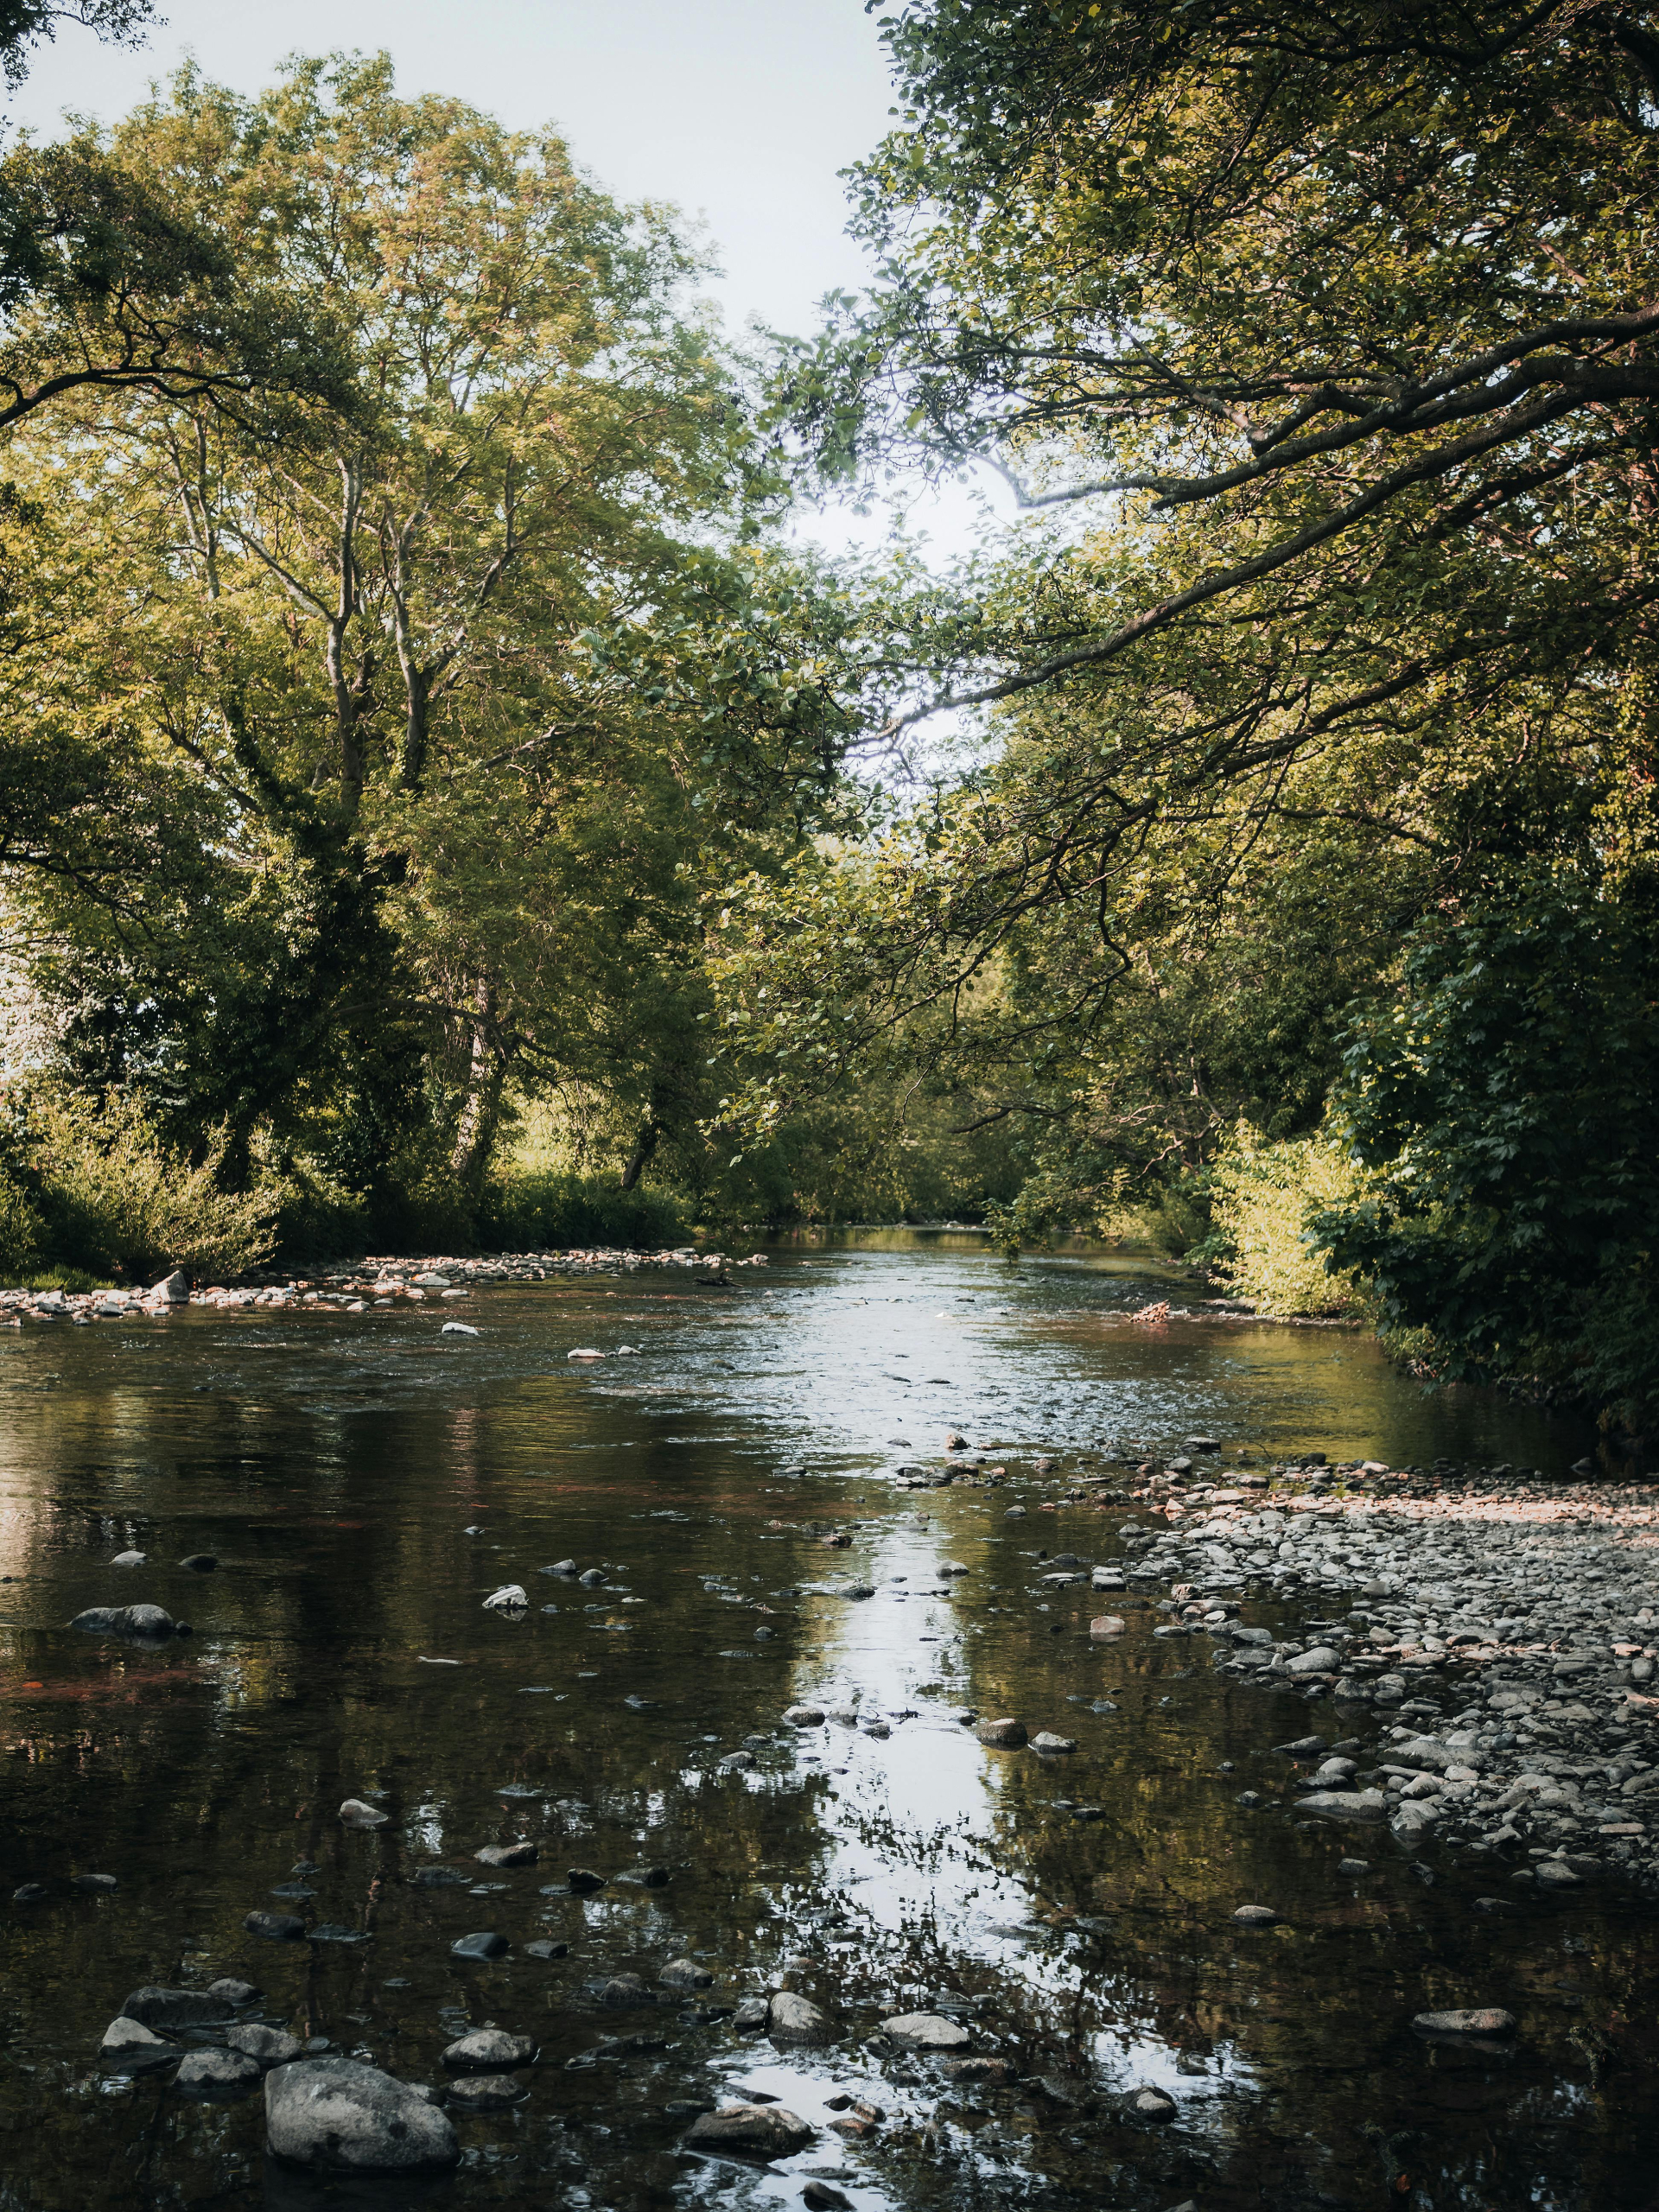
[{"x1": 4, "y1": 0, "x2": 1005, "y2": 560}]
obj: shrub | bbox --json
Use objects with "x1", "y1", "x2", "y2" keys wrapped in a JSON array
[
  {"x1": 29, "y1": 1097, "x2": 275, "y2": 1281},
  {"x1": 1207, "y1": 1124, "x2": 1367, "y2": 1316}
]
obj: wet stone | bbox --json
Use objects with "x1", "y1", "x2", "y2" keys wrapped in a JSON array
[
  {"x1": 122, "y1": 1986, "x2": 234, "y2": 2031},
  {"x1": 1233, "y1": 1905, "x2": 1280, "y2": 1926},
  {"x1": 881, "y1": 2012, "x2": 970, "y2": 2050},
  {"x1": 264, "y1": 2057, "x2": 461, "y2": 2173},
  {"x1": 683, "y1": 2103, "x2": 816, "y2": 2158},
  {"x1": 659, "y1": 1957, "x2": 714, "y2": 1989},
  {"x1": 227, "y1": 2023, "x2": 305, "y2": 2068},
  {"x1": 568, "y1": 1867, "x2": 607, "y2": 1894},
  {"x1": 768, "y1": 1990, "x2": 833, "y2": 2045},
  {"x1": 99, "y1": 2017, "x2": 178, "y2": 2073},
  {"x1": 442, "y1": 2028, "x2": 537, "y2": 2070},
  {"x1": 1414, "y1": 2007, "x2": 1517, "y2": 2037},
  {"x1": 207, "y1": 1979, "x2": 263, "y2": 2006},
  {"x1": 599, "y1": 1974, "x2": 651, "y2": 2005},
  {"x1": 976, "y1": 1718, "x2": 1027, "y2": 1748},
  {"x1": 446, "y1": 2074, "x2": 528, "y2": 2113},
  {"x1": 245, "y1": 1910, "x2": 308, "y2": 1942},
  {"x1": 176, "y1": 2048, "x2": 264, "y2": 2101},
  {"x1": 340, "y1": 1798, "x2": 388, "y2": 1827},
  {"x1": 450, "y1": 1931, "x2": 510, "y2": 1961},
  {"x1": 413, "y1": 1866, "x2": 470, "y2": 1888},
  {"x1": 475, "y1": 1841, "x2": 538, "y2": 1866}
]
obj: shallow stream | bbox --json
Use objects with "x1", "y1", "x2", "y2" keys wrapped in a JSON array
[{"x1": 2, "y1": 1235, "x2": 1653, "y2": 2212}]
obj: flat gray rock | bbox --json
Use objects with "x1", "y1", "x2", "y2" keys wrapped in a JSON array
[
  {"x1": 264, "y1": 2057, "x2": 461, "y2": 2173},
  {"x1": 446, "y1": 2073, "x2": 527, "y2": 2112},
  {"x1": 1413, "y1": 2007, "x2": 1516, "y2": 2037},
  {"x1": 99, "y1": 2017, "x2": 177, "y2": 2073},
  {"x1": 683, "y1": 2102, "x2": 815, "y2": 2158},
  {"x1": 1297, "y1": 1789, "x2": 1386, "y2": 1821},
  {"x1": 122, "y1": 1986, "x2": 234, "y2": 2031},
  {"x1": 881, "y1": 2012, "x2": 969, "y2": 2050},
  {"x1": 441, "y1": 2028, "x2": 537, "y2": 2071},
  {"x1": 227, "y1": 2023, "x2": 304, "y2": 2068},
  {"x1": 176, "y1": 2048, "x2": 264, "y2": 2101}
]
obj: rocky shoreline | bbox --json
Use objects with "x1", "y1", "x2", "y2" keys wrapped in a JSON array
[
  {"x1": 1000, "y1": 1446, "x2": 1659, "y2": 1897},
  {"x1": 0, "y1": 1245, "x2": 766, "y2": 1322}
]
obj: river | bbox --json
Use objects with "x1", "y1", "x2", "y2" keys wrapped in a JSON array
[{"x1": 1, "y1": 1233, "x2": 1652, "y2": 2211}]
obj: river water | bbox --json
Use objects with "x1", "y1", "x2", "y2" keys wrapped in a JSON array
[{"x1": 2, "y1": 1235, "x2": 1653, "y2": 2212}]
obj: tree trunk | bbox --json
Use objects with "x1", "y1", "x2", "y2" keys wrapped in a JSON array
[
  {"x1": 451, "y1": 977, "x2": 505, "y2": 1191},
  {"x1": 620, "y1": 1110, "x2": 660, "y2": 1192}
]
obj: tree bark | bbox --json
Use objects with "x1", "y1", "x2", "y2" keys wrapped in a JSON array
[{"x1": 451, "y1": 976, "x2": 505, "y2": 1190}]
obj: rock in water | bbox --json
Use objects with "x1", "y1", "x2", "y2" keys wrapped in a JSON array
[
  {"x1": 176, "y1": 2049, "x2": 264, "y2": 2101},
  {"x1": 99, "y1": 2017, "x2": 178, "y2": 2072},
  {"x1": 784, "y1": 1705, "x2": 825, "y2": 1726},
  {"x1": 683, "y1": 2103, "x2": 816, "y2": 2158},
  {"x1": 474, "y1": 1841, "x2": 537, "y2": 1867},
  {"x1": 70, "y1": 1608, "x2": 118, "y2": 1632},
  {"x1": 340, "y1": 1798, "x2": 389, "y2": 1827},
  {"x1": 227, "y1": 2023, "x2": 304, "y2": 2068},
  {"x1": 1090, "y1": 1615, "x2": 1127, "y2": 1637},
  {"x1": 208, "y1": 1977, "x2": 263, "y2": 2005},
  {"x1": 567, "y1": 1867, "x2": 607, "y2": 1894},
  {"x1": 442, "y1": 2028, "x2": 537, "y2": 2070},
  {"x1": 1297, "y1": 1789, "x2": 1386, "y2": 1821},
  {"x1": 150, "y1": 1271, "x2": 190, "y2": 1302},
  {"x1": 178, "y1": 1554, "x2": 218, "y2": 1572},
  {"x1": 482, "y1": 1585, "x2": 527, "y2": 1611},
  {"x1": 1232, "y1": 1905, "x2": 1280, "y2": 1926},
  {"x1": 1031, "y1": 1731, "x2": 1077, "y2": 1753},
  {"x1": 264, "y1": 2057, "x2": 461, "y2": 2173},
  {"x1": 449, "y1": 1931, "x2": 509, "y2": 1961},
  {"x1": 122, "y1": 1986, "x2": 235, "y2": 2030},
  {"x1": 767, "y1": 1990, "x2": 833, "y2": 2046},
  {"x1": 245, "y1": 1911, "x2": 308, "y2": 1942},
  {"x1": 446, "y1": 2074, "x2": 526, "y2": 2112},
  {"x1": 1129, "y1": 2086, "x2": 1177, "y2": 2121},
  {"x1": 881, "y1": 2012, "x2": 970, "y2": 2050},
  {"x1": 975, "y1": 1718, "x2": 1027, "y2": 1748},
  {"x1": 113, "y1": 1604, "x2": 175, "y2": 1637},
  {"x1": 1284, "y1": 1646, "x2": 1341, "y2": 1674},
  {"x1": 1412, "y1": 2007, "x2": 1517, "y2": 2037},
  {"x1": 659, "y1": 1957, "x2": 714, "y2": 1989},
  {"x1": 109, "y1": 1550, "x2": 148, "y2": 1567}
]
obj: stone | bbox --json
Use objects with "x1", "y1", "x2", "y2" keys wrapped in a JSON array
[
  {"x1": 441, "y1": 1321, "x2": 480, "y2": 1336},
  {"x1": 1090, "y1": 1615, "x2": 1127, "y2": 1637},
  {"x1": 659, "y1": 1957, "x2": 714, "y2": 1989},
  {"x1": 228, "y1": 2023, "x2": 305, "y2": 2068},
  {"x1": 446, "y1": 2074, "x2": 526, "y2": 2112},
  {"x1": 525, "y1": 1940, "x2": 569, "y2": 1960},
  {"x1": 110, "y1": 1550, "x2": 148, "y2": 1567},
  {"x1": 178, "y1": 1554, "x2": 218, "y2": 1572},
  {"x1": 122, "y1": 1985, "x2": 235, "y2": 2030},
  {"x1": 207, "y1": 1977, "x2": 263, "y2": 2005},
  {"x1": 1232, "y1": 1904, "x2": 1280, "y2": 1926},
  {"x1": 943, "y1": 2056, "x2": 1013, "y2": 2083},
  {"x1": 803, "y1": 2183, "x2": 854, "y2": 2210},
  {"x1": 683, "y1": 2103, "x2": 815, "y2": 2158},
  {"x1": 1412, "y1": 2007, "x2": 1516, "y2": 2037},
  {"x1": 1296, "y1": 1789, "x2": 1387, "y2": 1821},
  {"x1": 880, "y1": 2012, "x2": 969, "y2": 2050},
  {"x1": 113, "y1": 1604, "x2": 174, "y2": 1637},
  {"x1": 599, "y1": 1973, "x2": 650, "y2": 2005},
  {"x1": 176, "y1": 2048, "x2": 264, "y2": 2100},
  {"x1": 245, "y1": 1911, "x2": 308, "y2": 1941},
  {"x1": 99, "y1": 2017, "x2": 178, "y2": 2072},
  {"x1": 976, "y1": 1717, "x2": 1027, "y2": 1748},
  {"x1": 475, "y1": 1841, "x2": 537, "y2": 1867},
  {"x1": 482, "y1": 1585, "x2": 527, "y2": 1611},
  {"x1": 1284, "y1": 1646, "x2": 1342, "y2": 1674},
  {"x1": 720, "y1": 1751, "x2": 758, "y2": 1771},
  {"x1": 340, "y1": 1798, "x2": 389, "y2": 1827},
  {"x1": 442, "y1": 2028, "x2": 537, "y2": 2070},
  {"x1": 150, "y1": 1270, "x2": 190, "y2": 1302},
  {"x1": 1338, "y1": 1859, "x2": 1370, "y2": 1876},
  {"x1": 413, "y1": 1866, "x2": 470, "y2": 1888},
  {"x1": 784, "y1": 1705, "x2": 825, "y2": 1726},
  {"x1": 70, "y1": 1872, "x2": 118, "y2": 1892},
  {"x1": 449, "y1": 1931, "x2": 509, "y2": 1961},
  {"x1": 1536, "y1": 1859, "x2": 1583, "y2": 1889},
  {"x1": 767, "y1": 1990, "x2": 833, "y2": 2046},
  {"x1": 70, "y1": 1608, "x2": 119, "y2": 1631},
  {"x1": 1128, "y1": 2086, "x2": 1177, "y2": 2121},
  {"x1": 1031, "y1": 1732, "x2": 1077, "y2": 1753},
  {"x1": 264, "y1": 2056, "x2": 461, "y2": 2173},
  {"x1": 567, "y1": 1867, "x2": 607, "y2": 1894},
  {"x1": 733, "y1": 1997, "x2": 770, "y2": 2031}
]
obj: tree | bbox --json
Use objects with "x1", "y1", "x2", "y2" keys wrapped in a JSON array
[{"x1": 3, "y1": 57, "x2": 862, "y2": 1234}]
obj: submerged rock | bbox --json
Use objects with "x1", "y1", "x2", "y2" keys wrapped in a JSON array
[
  {"x1": 1413, "y1": 2007, "x2": 1516, "y2": 2037},
  {"x1": 245, "y1": 1911, "x2": 308, "y2": 1942},
  {"x1": 99, "y1": 2017, "x2": 177, "y2": 2073},
  {"x1": 122, "y1": 1986, "x2": 234, "y2": 2031},
  {"x1": 475, "y1": 1841, "x2": 537, "y2": 1867},
  {"x1": 339, "y1": 1798, "x2": 388, "y2": 1827},
  {"x1": 264, "y1": 2057, "x2": 461, "y2": 2173},
  {"x1": 446, "y1": 2073, "x2": 527, "y2": 2112},
  {"x1": 449, "y1": 1931, "x2": 509, "y2": 1961},
  {"x1": 659, "y1": 1957, "x2": 714, "y2": 1989}
]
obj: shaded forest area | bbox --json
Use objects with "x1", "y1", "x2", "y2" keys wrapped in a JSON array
[{"x1": 3, "y1": 3, "x2": 1656, "y2": 1435}]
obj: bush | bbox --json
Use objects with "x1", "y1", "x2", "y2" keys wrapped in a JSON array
[
  {"x1": 478, "y1": 1169, "x2": 686, "y2": 1250},
  {"x1": 0, "y1": 1165, "x2": 43, "y2": 1277},
  {"x1": 27, "y1": 1097, "x2": 275, "y2": 1281},
  {"x1": 1207, "y1": 1124, "x2": 1367, "y2": 1316}
]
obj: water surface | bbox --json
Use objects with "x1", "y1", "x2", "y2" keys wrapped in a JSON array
[{"x1": 1, "y1": 1238, "x2": 1649, "y2": 2212}]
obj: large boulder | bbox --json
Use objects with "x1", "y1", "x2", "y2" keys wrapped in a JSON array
[{"x1": 264, "y1": 2057, "x2": 460, "y2": 2173}]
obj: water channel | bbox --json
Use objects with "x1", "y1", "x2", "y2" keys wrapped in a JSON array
[{"x1": 2, "y1": 1234, "x2": 1652, "y2": 2212}]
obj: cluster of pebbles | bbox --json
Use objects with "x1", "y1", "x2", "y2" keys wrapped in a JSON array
[
  {"x1": 0, "y1": 1244, "x2": 767, "y2": 1324},
  {"x1": 999, "y1": 1442, "x2": 1659, "y2": 1893}
]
